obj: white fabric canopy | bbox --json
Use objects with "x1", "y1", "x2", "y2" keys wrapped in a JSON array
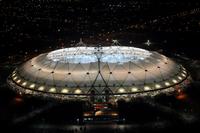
[{"x1": 11, "y1": 46, "x2": 188, "y2": 95}]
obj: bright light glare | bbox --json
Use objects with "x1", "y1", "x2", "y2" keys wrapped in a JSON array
[
  {"x1": 30, "y1": 84, "x2": 35, "y2": 88},
  {"x1": 49, "y1": 88, "x2": 56, "y2": 92},
  {"x1": 47, "y1": 46, "x2": 151, "y2": 64},
  {"x1": 75, "y1": 89, "x2": 82, "y2": 94},
  {"x1": 144, "y1": 86, "x2": 151, "y2": 90},
  {"x1": 61, "y1": 89, "x2": 69, "y2": 93},
  {"x1": 38, "y1": 86, "x2": 45, "y2": 91},
  {"x1": 118, "y1": 88, "x2": 125, "y2": 93},
  {"x1": 155, "y1": 84, "x2": 161, "y2": 89},
  {"x1": 131, "y1": 87, "x2": 138, "y2": 92},
  {"x1": 165, "y1": 82, "x2": 170, "y2": 86}
]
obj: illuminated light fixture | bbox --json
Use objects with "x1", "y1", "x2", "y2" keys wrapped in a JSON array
[
  {"x1": 13, "y1": 76, "x2": 17, "y2": 80},
  {"x1": 155, "y1": 84, "x2": 161, "y2": 89},
  {"x1": 165, "y1": 82, "x2": 170, "y2": 86},
  {"x1": 38, "y1": 86, "x2": 45, "y2": 91},
  {"x1": 131, "y1": 87, "x2": 138, "y2": 92},
  {"x1": 12, "y1": 73, "x2": 16, "y2": 77},
  {"x1": 181, "y1": 73, "x2": 186, "y2": 77},
  {"x1": 178, "y1": 76, "x2": 182, "y2": 80},
  {"x1": 144, "y1": 86, "x2": 151, "y2": 91},
  {"x1": 49, "y1": 88, "x2": 56, "y2": 93},
  {"x1": 172, "y1": 79, "x2": 177, "y2": 83},
  {"x1": 183, "y1": 70, "x2": 187, "y2": 74},
  {"x1": 22, "y1": 82, "x2": 27, "y2": 86},
  {"x1": 111, "y1": 113, "x2": 118, "y2": 116},
  {"x1": 75, "y1": 89, "x2": 82, "y2": 94},
  {"x1": 118, "y1": 88, "x2": 125, "y2": 93},
  {"x1": 17, "y1": 79, "x2": 21, "y2": 83},
  {"x1": 29, "y1": 84, "x2": 35, "y2": 88},
  {"x1": 61, "y1": 89, "x2": 69, "y2": 93}
]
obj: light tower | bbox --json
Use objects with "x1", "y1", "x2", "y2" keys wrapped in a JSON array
[{"x1": 145, "y1": 40, "x2": 151, "y2": 46}]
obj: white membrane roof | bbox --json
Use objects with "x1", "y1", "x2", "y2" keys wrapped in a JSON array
[{"x1": 10, "y1": 46, "x2": 188, "y2": 95}]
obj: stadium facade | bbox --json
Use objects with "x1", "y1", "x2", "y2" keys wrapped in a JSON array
[{"x1": 7, "y1": 44, "x2": 191, "y2": 102}]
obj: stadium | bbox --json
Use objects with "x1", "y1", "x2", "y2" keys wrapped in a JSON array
[{"x1": 7, "y1": 43, "x2": 191, "y2": 102}]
